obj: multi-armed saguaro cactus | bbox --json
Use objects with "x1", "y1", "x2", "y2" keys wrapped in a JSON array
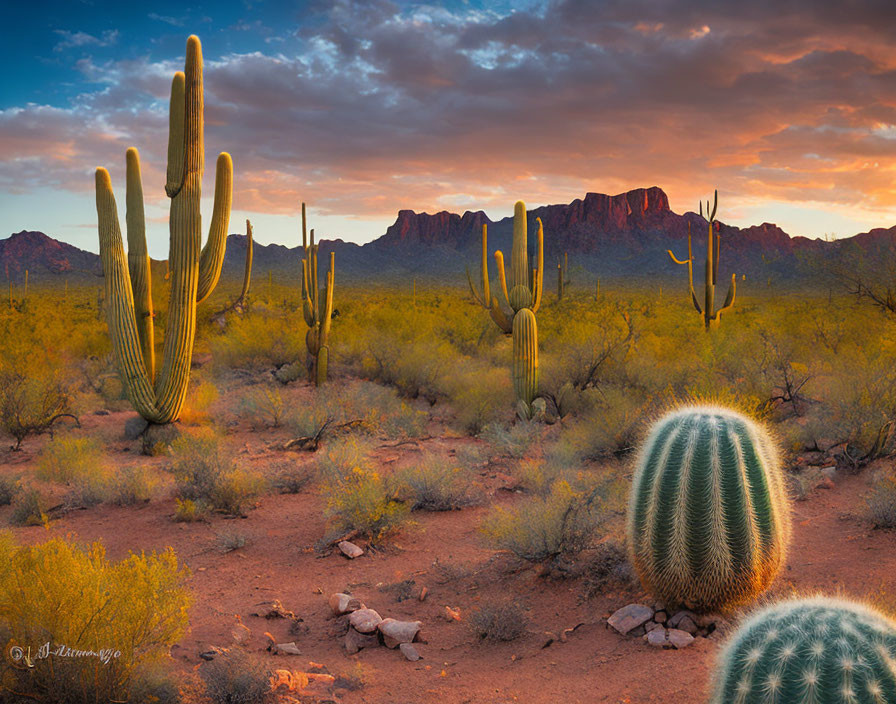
[
  {"x1": 468, "y1": 202, "x2": 544, "y2": 419},
  {"x1": 557, "y1": 252, "x2": 570, "y2": 300},
  {"x1": 668, "y1": 190, "x2": 736, "y2": 330},
  {"x1": 299, "y1": 203, "x2": 335, "y2": 386},
  {"x1": 627, "y1": 404, "x2": 791, "y2": 612},
  {"x1": 95, "y1": 35, "x2": 232, "y2": 424},
  {"x1": 711, "y1": 596, "x2": 896, "y2": 704}
]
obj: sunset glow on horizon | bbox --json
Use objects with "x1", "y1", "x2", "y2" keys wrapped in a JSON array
[{"x1": 2, "y1": 0, "x2": 896, "y2": 257}]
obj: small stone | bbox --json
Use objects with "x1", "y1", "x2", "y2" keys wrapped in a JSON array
[
  {"x1": 378, "y1": 618, "x2": 422, "y2": 648},
  {"x1": 607, "y1": 604, "x2": 654, "y2": 635},
  {"x1": 94, "y1": 409, "x2": 110, "y2": 416},
  {"x1": 124, "y1": 416, "x2": 149, "y2": 440},
  {"x1": 345, "y1": 627, "x2": 379, "y2": 654},
  {"x1": 629, "y1": 624, "x2": 647, "y2": 637},
  {"x1": 653, "y1": 601, "x2": 665, "y2": 612},
  {"x1": 644, "y1": 621, "x2": 663, "y2": 633},
  {"x1": 667, "y1": 628, "x2": 695, "y2": 649},
  {"x1": 694, "y1": 612, "x2": 721, "y2": 629},
  {"x1": 274, "y1": 642, "x2": 301, "y2": 655},
  {"x1": 646, "y1": 628, "x2": 668, "y2": 647},
  {"x1": 399, "y1": 643, "x2": 421, "y2": 661},
  {"x1": 676, "y1": 616, "x2": 698, "y2": 635},
  {"x1": 348, "y1": 608, "x2": 383, "y2": 634},
  {"x1": 338, "y1": 541, "x2": 364, "y2": 559},
  {"x1": 443, "y1": 606, "x2": 461, "y2": 621},
  {"x1": 329, "y1": 593, "x2": 363, "y2": 615},
  {"x1": 654, "y1": 611, "x2": 667, "y2": 623},
  {"x1": 668, "y1": 610, "x2": 697, "y2": 629}
]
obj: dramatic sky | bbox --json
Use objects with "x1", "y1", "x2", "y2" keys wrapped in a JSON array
[{"x1": 2, "y1": 0, "x2": 896, "y2": 255}]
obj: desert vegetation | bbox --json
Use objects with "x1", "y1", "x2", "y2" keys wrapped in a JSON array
[{"x1": 3, "y1": 29, "x2": 896, "y2": 704}]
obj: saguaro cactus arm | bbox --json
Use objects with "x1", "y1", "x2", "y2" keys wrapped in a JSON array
[
  {"x1": 196, "y1": 152, "x2": 233, "y2": 303},
  {"x1": 125, "y1": 147, "x2": 154, "y2": 382},
  {"x1": 466, "y1": 223, "x2": 491, "y2": 307},
  {"x1": 667, "y1": 222, "x2": 702, "y2": 314},
  {"x1": 96, "y1": 168, "x2": 162, "y2": 421},
  {"x1": 530, "y1": 217, "x2": 544, "y2": 312}
]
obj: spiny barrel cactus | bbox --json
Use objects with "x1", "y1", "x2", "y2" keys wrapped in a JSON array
[
  {"x1": 711, "y1": 596, "x2": 896, "y2": 704},
  {"x1": 300, "y1": 203, "x2": 335, "y2": 386},
  {"x1": 468, "y1": 202, "x2": 544, "y2": 419},
  {"x1": 667, "y1": 189, "x2": 736, "y2": 330},
  {"x1": 95, "y1": 35, "x2": 231, "y2": 424},
  {"x1": 627, "y1": 404, "x2": 791, "y2": 613}
]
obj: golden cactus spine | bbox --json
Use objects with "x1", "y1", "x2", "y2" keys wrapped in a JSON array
[
  {"x1": 300, "y1": 203, "x2": 335, "y2": 386},
  {"x1": 667, "y1": 190, "x2": 736, "y2": 329},
  {"x1": 95, "y1": 35, "x2": 232, "y2": 424},
  {"x1": 468, "y1": 201, "x2": 544, "y2": 419}
]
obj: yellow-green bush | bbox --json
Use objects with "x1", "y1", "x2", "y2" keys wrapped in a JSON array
[
  {"x1": 322, "y1": 464, "x2": 408, "y2": 540},
  {"x1": 480, "y1": 480, "x2": 610, "y2": 566},
  {"x1": 0, "y1": 534, "x2": 191, "y2": 703},
  {"x1": 393, "y1": 454, "x2": 474, "y2": 511},
  {"x1": 36, "y1": 434, "x2": 114, "y2": 506}
]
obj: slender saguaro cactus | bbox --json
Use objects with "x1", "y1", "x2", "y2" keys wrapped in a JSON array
[
  {"x1": 711, "y1": 596, "x2": 896, "y2": 704},
  {"x1": 627, "y1": 404, "x2": 791, "y2": 612},
  {"x1": 95, "y1": 35, "x2": 232, "y2": 424},
  {"x1": 557, "y1": 252, "x2": 570, "y2": 300},
  {"x1": 300, "y1": 203, "x2": 335, "y2": 386},
  {"x1": 466, "y1": 223, "x2": 491, "y2": 307},
  {"x1": 668, "y1": 190, "x2": 736, "y2": 330},
  {"x1": 468, "y1": 202, "x2": 544, "y2": 419}
]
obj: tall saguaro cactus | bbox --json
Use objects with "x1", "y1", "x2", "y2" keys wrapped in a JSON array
[
  {"x1": 95, "y1": 35, "x2": 232, "y2": 424},
  {"x1": 668, "y1": 190, "x2": 736, "y2": 330},
  {"x1": 300, "y1": 203, "x2": 335, "y2": 386},
  {"x1": 468, "y1": 202, "x2": 544, "y2": 419},
  {"x1": 557, "y1": 252, "x2": 570, "y2": 300}
]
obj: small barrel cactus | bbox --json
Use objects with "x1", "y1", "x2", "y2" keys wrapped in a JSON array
[
  {"x1": 627, "y1": 404, "x2": 791, "y2": 612},
  {"x1": 711, "y1": 596, "x2": 896, "y2": 704}
]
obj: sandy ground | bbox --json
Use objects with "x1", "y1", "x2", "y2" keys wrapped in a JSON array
[{"x1": 1, "y1": 377, "x2": 895, "y2": 704}]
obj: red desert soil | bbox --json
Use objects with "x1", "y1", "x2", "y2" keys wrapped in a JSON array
[{"x1": 2, "y1": 384, "x2": 895, "y2": 704}]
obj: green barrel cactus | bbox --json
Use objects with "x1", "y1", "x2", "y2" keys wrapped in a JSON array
[
  {"x1": 467, "y1": 201, "x2": 544, "y2": 419},
  {"x1": 627, "y1": 404, "x2": 791, "y2": 612},
  {"x1": 95, "y1": 35, "x2": 232, "y2": 424},
  {"x1": 711, "y1": 596, "x2": 896, "y2": 704}
]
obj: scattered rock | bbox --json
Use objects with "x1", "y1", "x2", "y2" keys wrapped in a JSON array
[
  {"x1": 667, "y1": 628, "x2": 695, "y2": 649},
  {"x1": 261, "y1": 600, "x2": 297, "y2": 620},
  {"x1": 345, "y1": 627, "x2": 379, "y2": 654},
  {"x1": 348, "y1": 608, "x2": 383, "y2": 634},
  {"x1": 329, "y1": 593, "x2": 363, "y2": 616},
  {"x1": 123, "y1": 416, "x2": 149, "y2": 440},
  {"x1": 378, "y1": 618, "x2": 422, "y2": 648},
  {"x1": 646, "y1": 628, "x2": 668, "y2": 647},
  {"x1": 629, "y1": 624, "x2": 647, "y2": 637},
  {"x1": 676, "y1": 615, "x2": 698, "y2": 635},
  {"x1": 273, "y1": 642, "x2": 301, "y2": 656},
  {"x1": 94, "y1": 409, "x2": 110, "y2": 416},
  {"x1": 419, "y1": 586, "x2": 428, "y2": 602},
  {"x1": 443, "y1": 606, "x2": 462, "y2": 622},
  {"x1": 338, "y1": 541, "x2": 364, "y2": 559},
  {"x1": 668, "y1": 610, "x2": 697, "y2": 629},
  {"x1": 399, "y1": 643, "x2": 421, "y2": 661},
  {"x1": 607, "y1": 604, "x2": 654, "y2": 635},
  {"x1": 654, "y1": 610, "x2": 667, "y2": 623},
  {"x1": 644, "y1": 621, "x2": 663, "y2": 633}
]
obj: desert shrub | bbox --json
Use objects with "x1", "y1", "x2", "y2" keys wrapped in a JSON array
[
  {"x1": 469, "y1": 601, "x2": 527, "y2": 642},
  {"x1": 513, "y1": 456, "x2": 577, "y2": 496},
  {"x1": 315, "y1": 438, "x2": 377, "y2": 485},
  {"x1": 210, "y1": 312, "x2": 304, "y2": 372},
  {"x1": 867, "y1": 468, "x2": 896, "y2": 529},
  {"x1": 442, "y1": 364, "x2": 513, "y2": 434},
  {"x1": 169, "y1": 431, "x2": 264, "y2": 517},
  {"x1": 239, "y1": 384, "x2": 285, "y2": 429},
  {"x1": 272, "y1": 465, "x2": 314, "y2": 494},
  {"x1": 111, "y1": 465, "x2": 159, "y2": 505},
  {"x1": 481, "y1": 421, "x2": 537, "y2": 459},
  {"x1": 173, "y1": 498, "x2": 203, "y2": 523},
  {"x1": 480, "y1": 480, "x2": 609, "y2": 565},
  {"x1": 0, "y1": 534, "x2": 191, "y2": 704},
  {"x1": 216, "y1": 531, "x2": 250, "y2": 553},
  {"x1": 393, "y1": 455, "x2": 474, "y2": 511},
  {"x1": 36, "y1": 434, "x2": 113, "y2": 506},
  {"x1": 179, "y1": 378, "x2": 219, "y2": 425},
  {"x1": 200, "y1": 651, "x2": 272, "y2": 704},
  {"x1": 581, "y1": 540, "x2": 637, "y2": 597},
  {"x1": 0, "y1": 370, "x2": 74, "y2": 449},
  {"x1": 322, "y1": 465, "x2": 408, "y2": 540},
  {"x1": 9, "y1": 487, "x2": 49, "y2": 526},
  {"x1": 0, "y1": 475, "x2": 18, "y2": 506}
]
